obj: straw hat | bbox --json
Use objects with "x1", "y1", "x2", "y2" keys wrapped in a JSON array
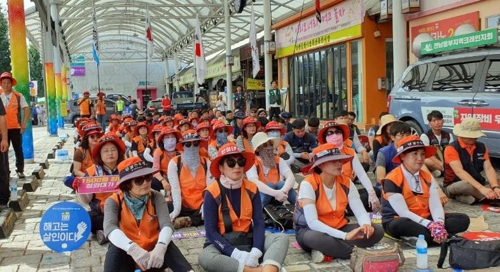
[
  {"x1": 92, "y1": 133, "x2": 126, "y2": 158},
  {"x1": 392, "y1": 135, "x2": 437, "y2": 164},
  {"x1": 318, "y1": 121, "x2": 350, "y2": 144},
  {"x1": 453, "y1": 117, "x2": 486, "y2": 138},
  {"x1": 309, "y1": 143, "x2": 353, "y2": 173},
  {"x1": 376, "y1": 114, "x2": 401, "y2": 135},
  {"x1": 210, "y1": 143, "x2": 255, "y2": 179},
  {"x1": 0, "y1": 72, "x2": 17, "y2": 86},
  {"x1": 115, "y1": 157, "x2": 159, "y2": 189},
  {"x1": 251, "y1": 132, "x2": 281, "y2": 152}
]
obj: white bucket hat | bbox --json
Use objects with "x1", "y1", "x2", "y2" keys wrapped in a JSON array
[
  {"x1": 453, "y1": 117, "x2": 486, "y2": 138},
  {"x1": 251, "y1": 132, "x2": 281, "y2": 153}
]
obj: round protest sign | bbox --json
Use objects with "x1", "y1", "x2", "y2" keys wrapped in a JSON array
[{"x1": 39, "y1": 202, "x2": 91, "y2": 253}]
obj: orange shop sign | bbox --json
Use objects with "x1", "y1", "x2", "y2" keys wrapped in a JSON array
[{"x1": 411, "y1": 12, "x2": 479, "y2": 44}]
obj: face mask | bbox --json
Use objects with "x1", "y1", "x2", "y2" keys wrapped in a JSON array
[
  {"x1": 216, "y1": 131, "x2": 228, "y2": 146},
  {"x1": 182, "y1": 144, "x2": 200, "y2": 172},
  {"x1": 267, "y1": 131, "x2": 281, "y2": 138},
  {"x1": 192, "y1": 122, "x2": 198, "y2": 128},
  {"x1": 163, "y1": 138, "x2": 177, "y2": 151},
  {"x1": 259, "y1": 146, "x2": 276, "y2": 168},
  {"x1": 326, "y1": 134, "x2": 344, "y2": 148}
]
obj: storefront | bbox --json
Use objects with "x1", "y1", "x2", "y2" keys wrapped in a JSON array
[
  {"x1": 273, "y1": 0, "x2": 392, "y2": 128},
  {"x1": 408, "y1": 0, "x2": 499, "y2": 62}
]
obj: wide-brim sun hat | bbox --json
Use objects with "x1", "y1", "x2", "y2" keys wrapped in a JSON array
[
  {"x1": 252, "y1": 132, "x2": 281, "y2": 152},
  {"x1": 242, "y1": 117, "x2": 261, "y2": 130},
  {"x1": 318, "y1": 121, "x2": 350, "y2": 144},
  {"x1": 178, "y1": 119, "x2": 194, "y2": 129},
  {"x1": 0, "y1": 72, "x2": 17, "y2": 86},
  {"x1": 82, "y1": 123, "x2": 103, "y2": 137},
  {"x1": 392, "y1": 135, "x2": 437, "y2": 164},
  {"x1": 92, "y1": 133, "x2": 126, "y2": 158},
  {"x1": 115, "y1": 157, "x2": 159, "y2": 189},
  {"x1": 210, "y1": 143, "x2": 255, "y2": 179},
  {"x1": 264, "y1": 121, "x2": 285, "y2": 135},
  {"x1": 157, "y1": 126, "x2": 182, "y2": 143},
  {"x1": 134, "y1": 122, "x2": 150, "y2": 135},
  {"x1": 213, "y1": 121, "x2": 234, "y2": 135},
  {"x1": 453, "y1": 117, "x2": 486, "y2": 139},
  {"x1": 376, "y1": 114, "x2": 401, "y2": 135},
  {"x1": 309, "y1": 143, "x2": 353, "y2": 173},
  {"x1": 181, "y1": 129, "x2": 201, "y2": 143}
]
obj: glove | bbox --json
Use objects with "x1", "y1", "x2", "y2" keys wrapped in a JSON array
[
  {"x1": 368, "y1": 190, "x2": 381, "y2": 212},
  {"x1": 72, "y1": 177, "x2": 81, "y2": 191},
  {"x1": 231, "y1": 248, "x2": 258, "y2": 267},
  {"x1": 274, "y1": 190, "x2": 288, "y2": 202},
  {"x1": 126, "y1": 243, "x2": 151, "y2": 270},
  {"x1": 147, "y1": 242, "x2": 168, "y2": 269},
  {"x1": 427, "y1": 221, "x2": 448, "y2": 244},
  {"x1": 249, "y1": 247, "x2": 263, "y2": 260}
]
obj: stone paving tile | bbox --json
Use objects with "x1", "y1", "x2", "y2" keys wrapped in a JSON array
[{"x1": 0, "y1": 127, "x2": 499, "y2": 271}]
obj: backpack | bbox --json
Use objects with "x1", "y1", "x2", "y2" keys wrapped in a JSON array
[
  {"x1": 438, "y1": 235, "x2": 500, "y2": 270},
  {"x1": 263, "y1": 203, "x2": 294, "y2": 232}
]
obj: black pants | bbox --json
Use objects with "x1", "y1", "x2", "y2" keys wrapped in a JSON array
[
  {"x1": 104, "y1": 242, "x2": 192, "y2": 272},
  {"x1": 88, "y1": 210, "x2": 104, "y2": 234},
  {"x1": 0, "y1": 143, "x2": 9, "y2": 205},
  {"x1": 32, "y1": 114, "x2": 38, "y2": 126},
  {"x1": 179, "y1": 208, "x2": 203, "y2": 226},
  {"x1": 296, "y1": 224, "x2": 384, "y2": 259},
  {"x1": 8, "y1": 129, "x2": 24, "y2": 173},
  {"x1": 384, "y1": 213, "x2": 470, "y2": 245},
  {"x1": 270, "y1": 107, "x2": 281, "y2": 120}
]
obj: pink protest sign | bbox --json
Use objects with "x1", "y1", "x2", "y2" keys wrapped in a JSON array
[{"x1": 76, "y1": 176, "x2": 120, "y2": 194}]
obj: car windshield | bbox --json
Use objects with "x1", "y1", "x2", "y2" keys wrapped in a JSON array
[{"x1": 172, "y1": 92, "x2": 193, "y2": 99}]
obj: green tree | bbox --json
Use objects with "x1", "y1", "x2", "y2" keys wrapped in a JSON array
[
  {"x1": 28, "y1": 44, "x2": 44, "y2": 97},
  {"x1": 0, "y1": 5, "x2": 11, "y2": 73}
]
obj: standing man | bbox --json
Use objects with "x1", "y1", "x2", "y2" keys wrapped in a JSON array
[
  {"x1": 95, "y1": 93, "x2": 106, "y2": 129},
  {"x1": 269, "y1": 80, "x2": 282, "y2": 120},
  {"x1": 115, "y1": 95, "x2": 125, "y2": 115},
  {"x1": 0, "y1": 72, "x2": 29, "y2": 179},
  {"x1": 78, "y1": 90, "x2": 93, "y2": 118},
  {"x1": 0, "y1": 77, "x2": 8, "y2": 209},
  {"x1": 161, "y1": 94, "x2": 172, "y2": 116},
  {"x1": 31, "y1": 104, "x2": 38, "y2": 126},
  {"x1": 232, "y1": 85, "x2": 246, "y2": 113},
  {"x1": 37, "y1": 104, "x2": 46, "y2": 126}
]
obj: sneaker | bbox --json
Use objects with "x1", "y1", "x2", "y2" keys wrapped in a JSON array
[
  {"x1": 455, "y1": 195, "x2": 476, "y2": 205},
  {"x1": 310, "y1": 250, "x2": 333, "y2": 263},
  {"x1": 96, "y1": 230, "x2": 108, "y2": 245},
  {"x1": 401, "y1": 236, "x2": 418, "y2": 248},
  {"x1": 173, "y1": 216, "x2": 192, "y2": 229},
  {"x1": 17, "y1": 172, "x2": 25, "y2": 179}
]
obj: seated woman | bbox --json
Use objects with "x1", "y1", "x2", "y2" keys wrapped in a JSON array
[
  {"x1": 208, "y1": 121, "x2": 233, "y2": 160},
  {"x1": 167, "y1": 130, "x2": 212, "y2": 229},
  {"x1": 372, "y1": 114, "x2": 400, "y2": 164},
  {"x1": 264, "y1": 121, "x2": 294, "y2": 166},
  {"x1": 317, "y1": 121, "x2": 380, "y2": 212},
  {"x1": 196, "y1": 122, "x2": 212, "y2": 159},
  {"x1": 199, "y1": 143, "x2": 289, "y2": 272},
  {"x1": 73, "y1": 123, "x2": 103, "y2": 178},
  {"x1": 382, "y1": 135, "x2": 469, "y2": 245},
  {"x1": 153, "y1": 126, "x2": 181, "y2": 193},
  {"x1": 108, "y1": 115, "x2": 122, "y2": 136},
  {"x1": 246, "y1": 132, "x2": 297, "y2": 206},
  {"x1": 236, "y1": 117, "x2": 260, "y2": 153},
  {"x1": 131, "y1": 122, "x2": 154, "y2": 163},
  {"x1": 122, "y1": 119, "x2": 138, "y2": 157},
  {"x1": 76, "y1": 133, "x2": 125, "y2": 245},
  {"x1": 294, "y1": 143, "x2": 384, "y2": 262},
  {"x1": 103, "y1": 157, "x2": 193, "y2": 272}
]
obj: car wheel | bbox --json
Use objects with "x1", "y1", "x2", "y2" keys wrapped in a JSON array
[{"x1": 405, "y1": 119, "x2": 423, "y2": 136}]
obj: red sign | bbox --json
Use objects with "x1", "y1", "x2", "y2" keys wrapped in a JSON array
[
  {"x1": 411, "y1": 12, "x2": 480, "y2": 44},
  {"x1": 76, "y1": 176, "x2": 120, "y2": 194},
  {"x1": 454, "y1": 108, "x2": 500, "y2": 131}
]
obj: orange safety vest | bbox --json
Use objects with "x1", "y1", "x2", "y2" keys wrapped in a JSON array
[
  {"x1": 109, "y1": 191, "x2": 160, "y2": 251},
  {"x1": 255, "y1": 156, "x2": 281, "y2": 185},
  {"x1": 205, "y1": 178, "x2": 257, "y2": 235},
  {"x1": 77, "y1": 147, "x2": 94, "y2": 172},
  {"x1": 243, "y1": 138, "x2": 253, "y2": 153},
  {"x1": 340, "y1": 145, "x2": 356, "y2": 180},
  {"x1": 297, "y1": 173, "x2": 350, "y2": 229},
  {"x1": 109, "y1": 124, "x2": 122, "y2": 134},
  {"x1": 1, "y1": 90, "x2": 22, "y2": 129},
  {"x1": 382, "y1": 166, "x2": 431, "y2": 219},
  {"x1": 175, "y1": 156, "x2": 208, "y2": 210},
  {"x1": 133, "y1": 136, "x2": 153, "y2": 154},
  {"x1": 276, "y1": 140, "x2": 287, "y2": 156},
  {"x1": 95, "y1": 98, "x2": 106, "y2": 115},
  {"x1": 154, "y1": 148, "x2": 177, "y2": 175},
  {"x1": 85, "y1": 165, "x2": 114, "y2": 213},
  {"x1": 78, "y1": 97, "x2": 92, "y2": 116}
]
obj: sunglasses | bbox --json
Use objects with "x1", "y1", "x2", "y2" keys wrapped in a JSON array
[
  {"x1": 216, "y1": 128, "x2": 228, "y2": 133},
  {"x1": 183, "y1": 141, "x2": 199, "y2": 148},
  {"x1": 326, "y1": 130, "x2": 343, "y2": 136},
  {"x1": 225, "y1": 157, "x2": 246, "y2": 168},
  {"x1": 132, "y1": 174, "x2": 154, "y2": 186},
  {"x1": 89, "y1": 134, "x2": 102, "y2": 139}
]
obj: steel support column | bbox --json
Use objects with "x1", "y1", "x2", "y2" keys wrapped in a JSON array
[
  {"x1": 224, "y1": 0, "x2": 233, "y2": 112},
  {"x1": 392, "y1": 0, "x2": 407, "y2": 83},
  {"x1": 263, "y1": 0, "x2": 273, "y2": 111}
]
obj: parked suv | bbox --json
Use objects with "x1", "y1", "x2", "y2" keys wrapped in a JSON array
[
  {"x1": 65, "y1": 98, "x2": 116, "y2": 125},
  {"x1": 389, "y1": 47, "x2": 500, "y2": 156}
]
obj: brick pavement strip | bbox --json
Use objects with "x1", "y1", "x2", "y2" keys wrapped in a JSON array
[{"x1": 0, "y1": 128, "x2": 498, "y2": 271}]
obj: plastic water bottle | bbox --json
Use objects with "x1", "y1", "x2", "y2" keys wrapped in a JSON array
[
  {"x1": 416, "y1": 234, "x2": 428, "y2": 269},
  {"x1": 10, "y1": 178, "x2": 18, "y2": 201}
]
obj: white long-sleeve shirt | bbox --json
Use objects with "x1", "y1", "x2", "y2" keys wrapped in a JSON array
[{"x1": 246, "y1": 157, "x2": 295, "y2": 196}]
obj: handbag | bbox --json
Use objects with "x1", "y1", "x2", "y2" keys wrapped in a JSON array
[
  {"x1": 263, "y1": 203, "x2": 294, "y2": 232},
  {"x1": 438, "y1": 235, "x2": 500, "y2": 269},
  {"x1": 350, "y1": 243, "x2": 405, "y2": 272}
]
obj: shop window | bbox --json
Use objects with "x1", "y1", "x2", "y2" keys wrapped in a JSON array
[
  {"x1": 431, "y1": 62, "x2": 480, "y2": 92},
  {"x1": 351, "y1": 40, "x2": 363, "y2": 123}
]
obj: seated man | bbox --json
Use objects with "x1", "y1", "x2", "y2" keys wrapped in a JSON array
[
  {"x1": 335, "y1": 110, "x2": 369, "y2": 170},
  {"x1": 283, "y1": 119, "x2": 318, "y2": 172},
  {"x1": 444, "y1": 118, "x2": 500, "y2": 204},
  {"x1": 420, "y1": 110, "x2": 453, "y2": 177}
]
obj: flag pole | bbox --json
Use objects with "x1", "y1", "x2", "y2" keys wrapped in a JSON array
[
  {"x1": 93, "y1": 0, "x2": 101, "y2": 95},
  {"x1": 145, "y1": 5, "x2": 148, "y2": 101}
]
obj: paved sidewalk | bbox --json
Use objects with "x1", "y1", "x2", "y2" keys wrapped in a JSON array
[{"x1": 0, "y1": 126, "x2": 499, "y2": 271}]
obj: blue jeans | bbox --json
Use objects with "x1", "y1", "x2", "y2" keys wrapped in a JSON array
[{"x1": 260, "y1": 181, "x2": 297, "y2": 206}]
